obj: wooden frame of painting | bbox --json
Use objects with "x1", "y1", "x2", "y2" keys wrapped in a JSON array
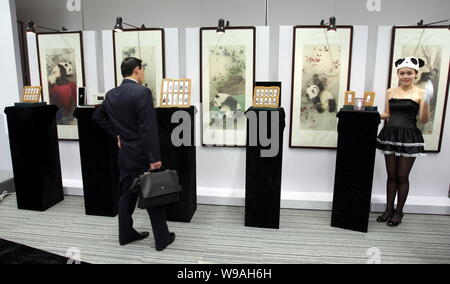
[
  {"x1": 36, "y1": 31, "x2": 85, "y2": 140},
  {"x1": 290, "y1": 25, "x2": 353, "y2": 149},
  {"x1": 113, "y1": 28, "x2": 165, "y2": 107},
  {"x1": 387, "y1": 26, "x2": 449, "y2": 153},
  {"x1": 200, "y1": 26, "x2": 256, "y2": 147}
]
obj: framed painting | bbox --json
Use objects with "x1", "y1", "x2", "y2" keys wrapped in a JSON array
[
  {"x1": 290, "y1": 26, "x2": 353, "y2": 149},
  {"x1": 113, "y1": 28, "x2": 165, "y2": 107},
  {"x1": 36, "y1": 31, "x2": 85, "y2": 140},
  {"x1": 200, "y1": 27, "x2": 256, "y2": 147},
  {"x1": 388, "y1": 26, "x2": 449, "y2": 152}
]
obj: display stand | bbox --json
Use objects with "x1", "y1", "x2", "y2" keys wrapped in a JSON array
[
  {"x1": 245, "y1": 107, "x2": 286, "y2": 229},
  {"x1": 4, "y1": 104, "x2": 63, "y2": 211},
  {"x1": 155, "y1": 106, "x2": 197, "y2": 222},
  {"x1": 73, "y1": 107, "x2": 120, "y2": 217},
  {"x1": 331, "y1": 109, "x2": 381, "y2": 233}
]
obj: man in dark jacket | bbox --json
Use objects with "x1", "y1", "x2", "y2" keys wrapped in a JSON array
[{"x1": 93, "y1": 57, "x2": 175, "y2": 251}]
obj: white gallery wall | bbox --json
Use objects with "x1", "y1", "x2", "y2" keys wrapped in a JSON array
[
  {"x1": 0, "y1": 0, "x2": 22, "y2": 171},
  {"x1": 4, "y1": 0, "x2": 450, "y2": 214}
]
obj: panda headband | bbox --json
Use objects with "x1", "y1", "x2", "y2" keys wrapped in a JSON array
[{"x1": 395, "y1": 56, "x2": 425, "y2": 72}]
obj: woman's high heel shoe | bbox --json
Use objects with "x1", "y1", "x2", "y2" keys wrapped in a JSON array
[
  {"x1": 376, "y1": 211, "x2": 394, "y2": 223},
  {"x1": 387, "y1": 212, "x2": 404, "y2": 227}
]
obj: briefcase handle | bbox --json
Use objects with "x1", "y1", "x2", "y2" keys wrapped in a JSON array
[{"x1": 130, "y1": 167, "x2": 168, "y2": 193}]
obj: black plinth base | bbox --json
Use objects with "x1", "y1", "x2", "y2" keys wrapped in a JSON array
[
  {"x1": 4, "y1": 105, "x2": 64, "y2": 211},
  {"x1": 331, "y1": 109, "x2": 381, "y2": 233},
  {"x1": 74, "y1": 107, "x2": 120, "y2": 217},
  {"x1": 245, "y1": 107, "x2": 285, "y2": 229},
  {"x1": 156, "y1": 107, "x2": 197, "y2": 222}
]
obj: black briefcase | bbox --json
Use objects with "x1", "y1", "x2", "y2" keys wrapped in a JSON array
[{"x1": 131, "y1": 168, "x2": 182, "y2": 209}]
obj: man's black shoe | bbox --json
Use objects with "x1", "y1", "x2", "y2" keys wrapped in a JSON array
[
  {"x1": 156, "y1": 232, "x2": 176, "y2": 251},
  {"x1": 119, "y1": 232, "x2": 150, "y2": 246}
]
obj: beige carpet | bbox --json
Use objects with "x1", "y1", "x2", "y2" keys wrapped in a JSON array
[{"x1": 0, "y1": 194, "x2": 449, "y2": 264}]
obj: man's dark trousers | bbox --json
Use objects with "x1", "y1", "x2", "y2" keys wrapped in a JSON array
[{"x1": 119, "y1": 174, "x2": 170, "y2": 247}]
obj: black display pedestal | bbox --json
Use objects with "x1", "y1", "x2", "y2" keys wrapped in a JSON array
[
  {"x1": 156, "y1": 107, "x2": 197, "y2": 222},
  {"x1": 73, "y1": 107, "x2": 119, "y2": 217},
  {"x1": 245, "y1": 107, "x2": 286, "y2": 229},
  {"x1": 331, "y1": 109, "x2": 381, "y2": 233},
  {"x1": 4, "y1": 104, "x2": 63, "y2": 211}
]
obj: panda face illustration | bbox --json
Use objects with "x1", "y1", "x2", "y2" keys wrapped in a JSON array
[
  {"x1": 213, "y1": 93, "x2": 229, "y2": 107},
  {"x1": 305, "y1": 84, "x2": 320, "y2": 100},
  {"x1": 48, "y1": 65, "x2": 62, "y2": 85},
  {"x1": 213, "y1": 93, "x2": 241, "y2": 113},
  {"x1": 48, "y1": 61, "x2": 74, "y2": 85},
  {"x1": 59, "y1": 62, "x2": 74, "y2": 76}
]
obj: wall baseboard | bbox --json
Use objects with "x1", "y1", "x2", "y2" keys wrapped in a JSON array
[{"x1": 63, "y1": 180, "x2": 450, "y2": 215}]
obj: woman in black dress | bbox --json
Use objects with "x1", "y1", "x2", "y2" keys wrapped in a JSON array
[{"x1": 376, "y1": 56, "x2": 430, "y2": 227}]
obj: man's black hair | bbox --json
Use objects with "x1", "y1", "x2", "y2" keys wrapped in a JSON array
[{"x1": 121, "y1": 57, "x2": 142, "y2": 77}]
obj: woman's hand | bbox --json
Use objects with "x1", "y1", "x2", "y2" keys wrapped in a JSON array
[{"x1": 117, "y1": 135, "x2": 121, "y2": 148}]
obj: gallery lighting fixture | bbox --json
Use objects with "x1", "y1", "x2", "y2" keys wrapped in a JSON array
[
  {"x1": 216, "y1": 18, "x2": 230, "y2": 34},
  {"x1": 320, "y1": 17, "x2": 337, "y2": 32},
  {"x1": 416, "y1": 18, "x2": 450, "y2": 30},
  {"x1": 113, "y1": 17, "x2": 146, "y2": 32},
  {"x1": 26, "y1": 20, "x2": 62, "y2": 34}
]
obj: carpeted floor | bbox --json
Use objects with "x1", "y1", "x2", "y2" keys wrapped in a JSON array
[
  {"x1": 0, "y1": 194, "x2": 449, "y2": 264},
  {"x1": 0, "y1": 238, "x2": 87, "y2": 264}
]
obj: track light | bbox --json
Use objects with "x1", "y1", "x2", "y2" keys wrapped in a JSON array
[
  {"x1": 114, "y1": 17, "x2": 124, "y2": 32},
  {"x1": 417, "y1": 18, "x2": 450, "y2": 30},
  {"x1": 320, "y1": 17, "x2": 337, "y2": 32},
  {"x1": 216, "y1": 18, "x2": 230, "y2": 34},
  {"x1": 328, "y1": 17, "x2": 337, "y2": 32},
  {"x1": 114, "y1": 16, "x2": 146, "y2": 32},
  {"x1": 26, "y1": 20, "x2": 63, "y2": 34},
  {"x1": 26, "y1": 20, "x2": 36, "y2": 34}
]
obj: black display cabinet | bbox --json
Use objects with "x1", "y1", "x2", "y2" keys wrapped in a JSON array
[
  {"x1": 73, "y1": 107, "x2": 120, "y2": 217},
  {"x1": 331, "y1": 109, "x2": 381, "y2": 233},
  {"x1": 156, "y1": 106, "x2": 197, "y2": 222},
  {"x1": 4, "y1": 104, "x2": 63, "y2": 211},
  {"x1": 245, "y1": 107, "x2": 286, "y2": 229}
]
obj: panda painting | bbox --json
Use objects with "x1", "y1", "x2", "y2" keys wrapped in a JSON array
[
  {"x1": 304, "y1": 74, "x2": 336, "y2": 113},
  {"x1": 47, "y1": 61, "x2": 78, "y2": 125},
  {"x1": 209, "y1": 93, "x2": 243, "y2": 126},
  {"x1": 213, "y1": 93, "x2": 242, "y2": 115}
]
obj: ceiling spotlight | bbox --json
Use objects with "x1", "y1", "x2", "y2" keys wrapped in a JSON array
[
  {"x1": 26, "y1": 20, "x2": 62, "y2": 34},
  {"x1": 26, "y1": 20, "x2": 36, "y2": 34},
  {"x1": 416, "y1": 18, "x2": 449, "y2": 30},
  {"x1": 114, "y1": 17, "x2": 124, "y2": 32},
  {"x1": 114, "y1": 16, "x2": 146, "y2": 31},
  {"x1": 327, "y1": 17, "x2": 337, "y2": 32},
  {"x1": 320, "y1": 17, "x2": 337, "y2": 32},
  {"x1": 217, "y1": 18, "x2": 226, "y2": 34}
]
